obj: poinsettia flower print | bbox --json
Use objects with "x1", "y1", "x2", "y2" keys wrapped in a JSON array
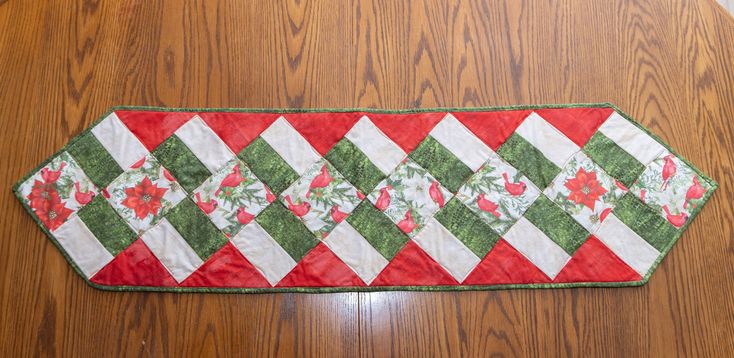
[
  {"x1": 37, "y1": 199, "x2": 73, "y2": 231},
  {"x1": 27, "y1": 180, "x2": 59, "y2": 210},
  {"x1": 27, "y1": 181, "x2": 73, "y2": 231},
  {"x1": 564, "y1": 167, "x2": 607, "y2": 211},
  {"x1": 122, "y1": 176, "x2": 168, "y2": 219},
  {"x1": 18, "y1": 152, "x2": 98, "y2": 231},
  {"x1": 544, "y1": 152, "x2": 625, "y2": 232}
]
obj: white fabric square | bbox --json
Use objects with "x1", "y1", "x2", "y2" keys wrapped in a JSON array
[
  {"x1": 91, "y1": 112, "x2": 149, "y2": 169},
  {"x1": 430, "y1": 113, "x2": 493, "y2": 171},
  {"x1": 323, "y1": 221, "x2": 390, "y2": 285},
  {"x1": 597, "y1": 112, "x2": 667, "y2": 165},
  {"x1": 174, "y1": 115, "x2": 235, "y2": 173},
  {"x1": 515, "y1": 112, "x2": 580, "y2": 167},
  {"x1": 502, "y1": 217, "x2": 571, "y2": 279},
  {"x1": 260, "y1": 116, "x2": 321, "y2": 175},
  {"x1": 344, "y1": 116, "x2": 406, "y2": 175},
  {"x1": 594, "y1": 213, "x2": 660, "y2": 276},
  {"x1": 140, "y1": 218, "x2": 203, "y2": 282},
  {"x1": 412, "y1": 218, "x2": 481, "y2": 282},
  {"x1": 53, "y1": 215, "x2": 114, "y2": 278},
  {"x1": 230, "y1": 222, "x2": 297, "y2": 286}
]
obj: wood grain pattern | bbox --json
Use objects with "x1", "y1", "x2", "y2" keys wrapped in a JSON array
[{"x1": 1, "y1": 0, "x2": 733, "y2": 356}]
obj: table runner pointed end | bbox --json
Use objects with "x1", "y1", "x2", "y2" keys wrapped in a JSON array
[{"x1": 13, "y1": 104, "x2": 717, "y2": 293}]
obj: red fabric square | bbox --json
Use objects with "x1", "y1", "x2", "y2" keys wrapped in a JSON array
[
  {"x1": 276, "y1": 243, "x2": 365, "y2": 287},
  {"x1": 452, "y1": 109, "x2": 532, "y2": 150},
  {"x1": 284, "y1": 112, "x2": 362, "y2": 155},
  {"x1": 116, "y1": 110, "x2": 193, "y2": 151},
  {"x1": 367, "y1": 112, "x2": 446, "y2": 153},
  {"x1": 534, "y1": 107, "x2": 614, "y2": 147},
  {"x1": 180, "y1": 242, "x2": 271, "y2": 288},
  {"x1": 462, "y1": 240, "x2": 551, "y2": 285},
  {"x1": 199, "y1": 112, "x2": 280, "y2": 153},
  {"x1": 553, "y1": 236, "x2": 642, "y2": 283},
  {"x1": 90, "y1": 239, "x2": 178, "y2": 287},
  {"x1": 370, "y1": 241, "x2": 459, "y2": 286}
]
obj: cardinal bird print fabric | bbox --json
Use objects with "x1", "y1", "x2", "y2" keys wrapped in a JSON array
[{"x1": 13, "y1": 104, "x2": 717, "y2": 292}]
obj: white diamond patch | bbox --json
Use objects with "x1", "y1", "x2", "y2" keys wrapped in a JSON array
[
  {"x1": 430, "y1": 113, "x2": 493, "y2": 171},
  {"x1": 323, "y1": 221, "x2": 390, "y2": 285},
  {"x1": 344, "y1": 115, "x2": 406, "y2": 175},
  {"x1": 502, "y1": 217, "x2": 571, "y2": 279},
  {"x1": 412, "y1": 218, "x2": 481, "y2": 282},
  {"x1": 259, "y1": 116, "x2": 321, "y2": 175},
  {"x1": 140, "y1": 218, "x2": 203, "y2": 282},
  {"x1": 174, "y1": 115, "x2": 235, "y2": 173}
]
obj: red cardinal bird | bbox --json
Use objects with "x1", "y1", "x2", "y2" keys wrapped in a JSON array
[
  {"x1": 660, "y1": 154, "x2": 677, "y2": 190},
  {"x1": 477, "y1": 194, "x2": 501, "y2": 218},
  {"x1": 375, "y1": 185, "x2": 393, "y2": 211},
  {"x1": 195, "y1": 192, "x2": 218, "y2": 214},
  {"x1": 220, "y1": 164, "x2": 244, "y2": 188},
  {"x1": 130, "y1": 157, "x2": 146, "y2": 169},
  {"x1": 428, "y1": 181, "x2": 445, "y2": 208},
  {"x1": 502, "y1": 172, "x2": 527, "y2": 196},
  {"x1": 163, "y1": 168, "x2": 176, "y2": 182},
  {"x1": 236, "y1": 207, "x2": 255, "y2": 225},
  {"x1": 306, "y1": 165, "x2": 333, "y2": 198},
  {"x1": 41, "y1": 162, "x2": 65, "y2": 183},
  {"x1": 285, "y1": 195, "x2": 311, "y2": 217},
  {"x1": 662, "y1": 205, "x2": 688, "y2": 228},
  {"x1": 600, "y1": 207, "x2": 613, "y2": 222},
  {"x1": 684, "y1": 176, "x2": 705, "y2": 209},
  {"x1": 74, "y1": 182, "x2": 94, "y2": 205},
  {"x1": 639, "y1": 189, "x2": 647, "y2": 203},
  {"x1": 330, "y1": 205, "x2": 349, "y2": 223},
  {"x1": 397, "y1": 210, "x2": 417, "y2": 234},
  {"x1": 264, "y1": 186, "x2": 276, "y2": 203}
]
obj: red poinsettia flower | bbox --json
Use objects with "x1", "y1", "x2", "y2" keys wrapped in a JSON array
[
  {"x1": 122, "y1": 177, "x2": 168, "y2": 219},
  {"x1": 27, "y1": 180, "x2": 61, "y2": 211},
  {"x1": 34, "y1": 195, "x2": 73, "y2": 231},
  {"x1": 564, "y1": 167, "x2": 607, "y2": 210}
]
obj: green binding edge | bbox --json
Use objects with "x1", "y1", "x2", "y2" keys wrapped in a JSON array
[{"x1": 10, "y1": 103, "x2": 718, "y2": 294}]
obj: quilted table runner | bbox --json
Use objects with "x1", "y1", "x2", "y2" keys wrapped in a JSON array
[{"x1": 13, "y1": 104, "x2": 716, "y2": 292}]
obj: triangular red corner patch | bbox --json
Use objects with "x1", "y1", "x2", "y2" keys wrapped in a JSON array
[
  {"x1": 180, "y1": 242, "x2": 271, "y2": 288},
  {"x1": 554, "y1": 236, "x2": 642, "y2": 283},
  {"x1": 534, "y1": 107, "x2": 614, "y2": 147},
  {"x1": 452, "y1": 110, "x2": 532, "y2": 150},
  {"x1": 370, "y1": 240, "x2": 459, "y2": 286},
  {"x1": 284, "y1": 112, "x2": 363, "y2": 155},
  {"x1": 366, "y1": 112, "x2": 446, "y2": 153},
  {"x1": 116, "y1": 110, "x2": 194, "y2": 151},
  {"x1": 463, "y1": 240, "x2": 551, "y2": 285},
  {"x1": 276, "y1": 243, "x2": 366, "y2": 287},
  {"x1": 199, "y1": 112, "x2": 280, "y2": 153},
  {"x1": 90, "y1": 239, "x2": 178, "y2": 287}
]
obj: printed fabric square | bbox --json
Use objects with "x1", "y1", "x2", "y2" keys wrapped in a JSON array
[
  {"x1": 544, "y1": 151, "x2": 627, "y2": 232},
  {"x1": 191, "y1": 159, "x2": 276, "y2": 237},
  {"x1": 455, "y1": 153, "x2": 541, "y2": 235},
  {"x1": 105, "y1": 154, "x2": 187, "y2": 234},
  {"x1": 630, "y1": 153, "x2": 713, "y2": 228},
  {"x1": 18, "y1": 152, "x2": 98, "y2": 231},
  {"x1": 280, "y1": 159, "x2": 364, "y2": 238},
  {"x1": 367, "y1": 159, "x2": 453, "y2": 237}
]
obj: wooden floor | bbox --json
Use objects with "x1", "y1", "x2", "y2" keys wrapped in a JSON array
[{"x1": 1, "y1": 0, "x2": 733, "y2": 356}]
